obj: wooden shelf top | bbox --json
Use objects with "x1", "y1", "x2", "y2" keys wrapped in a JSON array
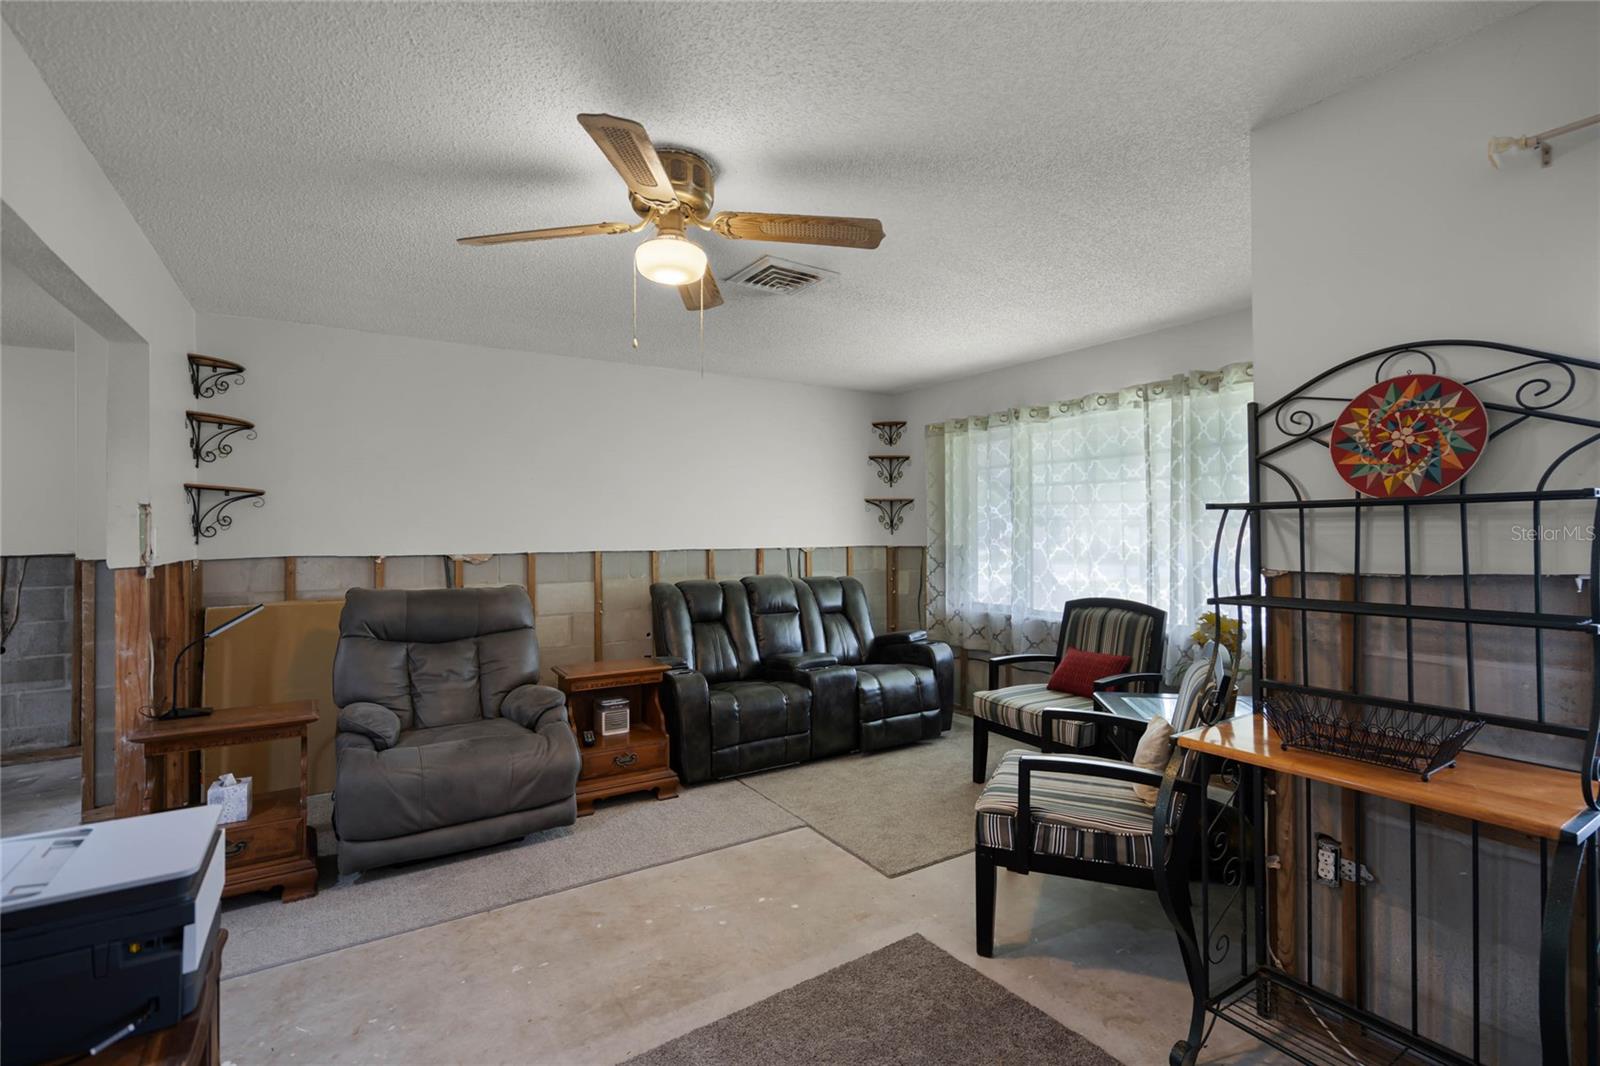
[
  {"x1": 553, "y1": 658, "x2": 672, "y2": 684},
  {"x1": 128, "y1": 700, "x2": 317, "y2": 746},
  {"x1": 187, "y1": 352, "x2": 244, "y2": 371},
  {"x1": 185, "y1": 410, "x2": 256, "y2": 429},
  {"x1": 182, "y1": 482, "x2": 265, "y2": 495},
  {"x1": 1177, "y1": 714, "x2": 1594, "y2": 840}
]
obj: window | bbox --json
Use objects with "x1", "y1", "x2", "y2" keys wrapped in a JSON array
[{"x1": 926, "y1": 364, "x2": 1252, "y2": 664}]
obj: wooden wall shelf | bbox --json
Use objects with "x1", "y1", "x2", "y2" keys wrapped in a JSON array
[
  {"x1": 186, "y1": 410, "x2": 256, "y2": 467},
  {"x1": 183, "y1": 483, "x2": 265, "y2": 543},
  {"x1": 187, "y1": 353, "x2": 246, "y2": 399},
  {"x1": 870, "y1": 421, "x2": 907, "y2": 446}
]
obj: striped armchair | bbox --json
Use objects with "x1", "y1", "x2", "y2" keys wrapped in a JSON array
[
  {"x1": 973, "y1": 657, "x2": 1231, "y2": 1012},
  {"x1": 970, "y1": 597, "x2": 1166, "y2": 781}
]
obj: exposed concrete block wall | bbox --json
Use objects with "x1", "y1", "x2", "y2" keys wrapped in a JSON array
[
  {"x1": 0, "y1": 554, "x2": 75, "y2": 753},
  {"x1": 851, "y1": 546, "x2": 888, "y2": 632},
  {"x1": 893, "y1": 547, "x2": 925, "y2": 631},
  {"x1": 656, "y1": 550, "x2": 707, "y2": 583},
  {"x1": 199, "y1": 546, "x2": 921, "y2": 681},
  {"x1": 600, "y1": 551, "x2": 651, "y2": 661},
  {"x1": 534, "y1": 552, "x2": 594, "y2": 671},
  {"x1": 713, "y1": 549, "x2": 755, "y2": 580},
  {"x1": 809, "y1": 547, "x2": 846, "y2": 577},
  {"x1": 296, "y1": 556, "x2": 377, "y2": 599}
]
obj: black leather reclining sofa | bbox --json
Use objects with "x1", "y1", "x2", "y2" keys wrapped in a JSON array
[{"x1": 649, "y1": 575, "x2": 955, "y2": 783}]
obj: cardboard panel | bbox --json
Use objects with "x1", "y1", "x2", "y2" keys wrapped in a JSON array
[{"x1": 200, "y1": 599, "x2": 341, "y2": 795}]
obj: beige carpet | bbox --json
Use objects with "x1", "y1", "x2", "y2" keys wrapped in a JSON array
[
  {"x1": 625, "y1": 934, "x2": 1120, "y2": 1066},
  {"x1": 739, "y1": 715, "x2": 1007, "y2": 876}
]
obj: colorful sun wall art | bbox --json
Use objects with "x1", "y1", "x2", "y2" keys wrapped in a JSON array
[{"x1": 1329, "y1": 374, "x2": 1489, "y2": 497}]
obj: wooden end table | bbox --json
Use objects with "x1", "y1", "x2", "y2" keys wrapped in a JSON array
[
  {"x1": 552, "y1": 658, "x2": 680, "y2": 816},
  {"x1": 127, "y1": 701, "x2": 318, "y2": 902}
]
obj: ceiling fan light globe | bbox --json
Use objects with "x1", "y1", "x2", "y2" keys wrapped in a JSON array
[{"x1": 635, "y1": 234, "x2": 707, "y2": 286}]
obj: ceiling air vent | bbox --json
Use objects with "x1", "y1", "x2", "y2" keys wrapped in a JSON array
[{"x1": 727, "y1": 256, "x2": 837, "y2": 295}]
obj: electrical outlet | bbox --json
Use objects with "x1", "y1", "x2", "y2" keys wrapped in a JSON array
[
  {"x1": 1315, "y1": 835, "x2": 1341, "y2": 886},
  {"x1": 1341, "y1": 858, "x2": 1375, "y2": 886}
]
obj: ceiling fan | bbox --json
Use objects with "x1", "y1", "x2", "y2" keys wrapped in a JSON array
[{"x1": 458, "y1": 114, "x2": 885, "y2": 310}]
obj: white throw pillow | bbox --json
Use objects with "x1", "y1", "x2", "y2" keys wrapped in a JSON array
[{"x1": 1131, "y1": 715, "x2": 1175, "y2": 805}]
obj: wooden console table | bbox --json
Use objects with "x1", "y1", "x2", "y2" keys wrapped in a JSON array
[
  {"x1": 552, "y1": 659, "x2": 680, "y2": 816},
  {"x1": 1162, "y1": 712, "x2": 1598, "y2": 1065},
  {"x1": 127, "y1": 702, "x2": 318, "y2": 902}
]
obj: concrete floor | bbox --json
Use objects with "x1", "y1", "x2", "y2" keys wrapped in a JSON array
[
  {"x1": 0, "y1": 753, "x2": 1283, "y2": 1063},
  {"x1": 223, "y1": 827, "x2": 1280, "y2": 1065},
  {"x1": 0, "y1": 755, "x2": 82, "y2": 836}
]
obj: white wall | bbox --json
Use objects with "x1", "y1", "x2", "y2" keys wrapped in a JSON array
[
  {"x1": 893, "y1": 308, "x2": 1253, "y2": 541},
  {"x1": 73, "y1": 321, "x2": 108, "y2": 560},
  {"x1": 192, "y1": 313, "x2": 895, "y2": 557},
  {"x1": 2, "y1": 22, "x2": 196, "y2": 567},
  {"x1": 1251, "y1": 2, "x2": 1600, "y2": 573},
  {"x1": 1, "y1": 345, "x2": 76, "y2": 554}
]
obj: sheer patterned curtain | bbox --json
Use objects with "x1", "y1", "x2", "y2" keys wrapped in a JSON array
[{"x1": 926, "y1": 364, "x2": 1253, "y2": 665}]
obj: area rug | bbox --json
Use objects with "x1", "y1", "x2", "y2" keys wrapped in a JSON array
[
  {"x1": 738, "y1": 715, "x2": 1005, "y2": 876},
  {"x1": 219, "y1": 780, "x2": 801, "y2": 977},
  {"x1": 625, "y1": 934, "x2": 1121, "y2": 1066}
]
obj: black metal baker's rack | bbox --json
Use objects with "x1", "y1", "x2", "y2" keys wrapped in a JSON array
[{"x1": 1160, "y1": 341, "x2": 1600, "y2": 1065}]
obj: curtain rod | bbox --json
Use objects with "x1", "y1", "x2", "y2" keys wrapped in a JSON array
[{"x1": 1488, "y1": 112, "x2": 1600, "y2": 169}]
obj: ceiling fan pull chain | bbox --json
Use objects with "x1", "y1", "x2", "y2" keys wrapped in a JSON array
[
  {"x1": 699, "y1": 274, "x2": 705, "y2": 378},
  {"x1": 632, "y1": 264, "x2": 639, "y2": 350}
]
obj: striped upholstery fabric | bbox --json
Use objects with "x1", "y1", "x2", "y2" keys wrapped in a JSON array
[
  {"x1": 1062, "y1": 606, "x2": 1162, "y2": 687},
  {"x1": 970, "y1": 685, "x2": 1096, "y2": 748},
  {"x1": 1170, "y1": 658, "x2": 1222, "y2": 793},
  {"x1": 975, "y1": 748, "x2": 1162, "y2": 867}
]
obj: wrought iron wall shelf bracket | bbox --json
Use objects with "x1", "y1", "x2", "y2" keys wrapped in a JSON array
[
  {"x1": 865, "y1": 497, "x2": 913, "y2": 534},
  {"x1": 868, "y1": 455, "x2": 910, "y2": 486},
  {"x1": 184, "y1": 483, "x2": 265, "y2": 543},
  {"x1": 187, "y1": 353, "x2": 246, "y2": 399},
  {"x1": 870, "y1": 421, "x2": 907, "y2": 446},
  {"x1": 186, "y1": 410, "x2": 257, "y2": 467}
]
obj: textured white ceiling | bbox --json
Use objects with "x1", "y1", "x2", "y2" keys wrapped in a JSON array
[
  {"x1": 2, "y1": 254, "x2": 76, "y2": 351},
  {"x1": 2, "y1": 2, "x2": 1524, "y2": 391}
]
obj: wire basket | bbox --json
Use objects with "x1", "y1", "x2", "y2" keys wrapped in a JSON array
[{"x1": 1260, "y1": 691, "x2": 1486, "y2": 780}]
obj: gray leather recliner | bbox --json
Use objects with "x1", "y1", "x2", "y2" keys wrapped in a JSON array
[{"x1": 331, "y1": 586, "x2": 580, "y2": 875}]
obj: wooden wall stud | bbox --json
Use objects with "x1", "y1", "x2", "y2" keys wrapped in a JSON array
[
  {"x1": 845, "y1": 547, "x2": 855, "y2": 576},
  {"x1": 756, "y1": 548, "x2": 765, "y2": 575},
  {"x1": 77, "y1": 560, "x2": 95, "y2": 812},
  {"x1": 373, "y1": 556, "x2": 385, "y2": 588},
  {"x1": 886, "y1": 546, "x2": 899, "y2": 632},
  {"x1": 706, "y1": 549, "x2": 716, "y2": 580},
  {"x1": 592, "y1": 551, "x2": 604, "y2": 660},
  {"x1": 649, "y1": 550, "x2": 660, "y2": 585},
  {"x1": 453, "y1": 557, "x2": 465, "y2": 588},
  {"x1": 283, "y1": 557, "x2": 298, "y2": 600}
]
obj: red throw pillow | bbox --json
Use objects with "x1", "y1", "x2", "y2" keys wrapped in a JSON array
[{"x1": 1046, "y1": 647, "x2": 1133, "y2": 697}]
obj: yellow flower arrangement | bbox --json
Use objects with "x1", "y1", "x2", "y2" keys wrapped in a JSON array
[{"x1": 1190, "y1": 611, "x2": 1243, "y2": 662}]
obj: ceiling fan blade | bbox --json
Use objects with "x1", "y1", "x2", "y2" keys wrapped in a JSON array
[
  {"x1": 708, "y1": 212, "x2": 884, "y2": 250},
  {"x1": 678, "y1": 271, "x2": 725, "y2": 311},
  {"x1": 576, "y1": 113, "x2": 677, "y2": 205},
  {"x1": 456, "y1": 221, "x2": 634, "y2": 246}
]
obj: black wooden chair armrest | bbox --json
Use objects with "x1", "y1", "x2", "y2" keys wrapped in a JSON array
[
  {"x1": 1092, "y1": 671, "x2": 1165, "y2": 692},
  {"x1": 987, "y1": 652, "x2": 1057, "y2": 690}
]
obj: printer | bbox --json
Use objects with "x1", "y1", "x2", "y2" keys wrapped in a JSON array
[{"x1": 1, "y1": 805, "x2": 225, "y2": 1064}]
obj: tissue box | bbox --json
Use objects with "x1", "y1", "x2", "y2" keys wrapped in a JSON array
[{"x1": 206, "y1": 773, "x2": 252, "y2": 825}]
